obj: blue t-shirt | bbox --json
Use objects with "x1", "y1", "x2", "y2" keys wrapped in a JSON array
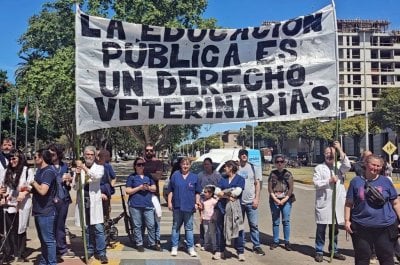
[
  {"x1": 346, "y1": 175, "x2": 398, "y2": 228},
  {"x1": 126, "y1": 174, "x2": 155, "y2": 208},
  {"x1": 52, "y1": 163, "x2": 71, "y2": 202},
  {"x1": 217, "y1": 174, "x2": 245, "y2": 215},
  {"x1": 101, "y1": 163, "x2": 116, "y2": 197},
  {"x1": 168, "y1": 171, "x2": 201, "y2": 212},
  {"x1": 32, "y1": 166, "x2": 57, "y2": 216}
]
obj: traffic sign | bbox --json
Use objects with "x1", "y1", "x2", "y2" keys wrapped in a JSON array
[{"x1": 382, "y1": 141, "x2": 397, "y2": 155}]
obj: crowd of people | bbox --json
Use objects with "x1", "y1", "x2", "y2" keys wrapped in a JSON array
[{"x1": 0, "y1": 136, "x2": 400, "y2": 264}]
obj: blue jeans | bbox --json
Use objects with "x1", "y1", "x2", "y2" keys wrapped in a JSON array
[
  {"x1": 171, "y1": 210, "x2": 194, "y2": 249},
  {"x1": 241, "y1": 203, "x2": 260, "y2": 248},
  {"x1": 315, "y1": 223, "x2": 339, "y2": 254},
  {"x1": 269, "y1": 200, "x2": 292, "y2": 244},
  {"x1": 215, "y1": 209, "x2": 244, "y2": 254},
  {"x1": 35, "y1": 214, "x2": 57, "y2": 265},
  {"x1": 129, "y1": 207, "x2": 156, "y2": 246},
  {"x1": 55, "y1": 200, "x2": 70, "y2": 255},
  {"x1": 85, "y1": 223, "x2": 107, "y2": 257},
  {"x1": 154, "y1": 213, "x2": 160, "y2": 242}
]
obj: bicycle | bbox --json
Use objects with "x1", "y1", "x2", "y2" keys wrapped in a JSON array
[{"x1": 113, "y1": 183, "x2": 135, "y2": 244}]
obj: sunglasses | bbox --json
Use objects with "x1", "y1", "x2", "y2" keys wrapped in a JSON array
[
  {"x1": 136, "y1": 163, "x2": 146, "y2": 167},
  {"x1": 275, "y1": 160, "x2": 285, "y2": 164},
  {"x1": 145, "y1": 149, "x2": 154, "y2": 152}
]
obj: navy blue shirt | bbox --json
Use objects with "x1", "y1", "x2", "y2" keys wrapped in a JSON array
[
  {"x1": 217, "y1": 174, "x2": 245, "y2": 215},
  {"x1": 126, "y1": 174, "x2": 155, "y2": 208},
  {"x1": 52, "y1": 163, "x2": 71, "y2": 202},
  {"x1": 168, "y1": 171, "x2": 201, "y2": 212},
  {"x1": 346, "y1": 175, "x2": 398, "y2": 228},
  {"x1": 32, "y1": 166, "x2": 57, "y2": 216},
  {"x1": 101, "y1": 162, "x2": 116, "y2": 197}
]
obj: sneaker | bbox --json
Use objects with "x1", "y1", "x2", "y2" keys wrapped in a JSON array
[
  {"x1": 200, "y1": 246, "x2": 205, "y2": 251},
  {"x1": 270, "y1": 243, "x2": 279, "y2": 250},
  {"x1": 61, "y1": 250, "x2": 75, "y2": 258},
  {"x1": 137, "y1": 245, "x2": 145, "y2": 252},
  {"x1": 99, "y1": 255, "x2": 108, "y2": 264},
  {"x1": 315, "y1": 253, "x2": 323, "y2": 263},
  {"x1": 212, "y1": 252, "x2": 221, "y2": 260},
  {"x1": 238, "y1": 254, "x2": 246, "y2": 261},
  {"x1": 195, "y1": 243, "x2": 202, "y2": 248},
  {"x1": 333, "y1": 253, "x2": 346, "y2": 261},
  {"x1": 370, "y1": 257, "x2": 378, "y2": 264},
  {"x1": 188, "y1": 248, "x2": 197, "y2": 257},
  {"x1": 284, "y1": 243, "x2": 292, "y2": 251},
  {"x1": 171, "y1": 247, "x2": 178, "y2": 256},
  {"x1": 253, "y1": 246, "x2": 265, "y2": 256}
]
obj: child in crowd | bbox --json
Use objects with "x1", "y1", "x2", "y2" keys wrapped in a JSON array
[{"x1": 200, "y1": 185, "x2": 219, "y2": 253}]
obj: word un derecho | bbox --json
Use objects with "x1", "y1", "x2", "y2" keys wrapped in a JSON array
[{"x1": 77, "y1": 6, "x2": 336, "y2": 124}]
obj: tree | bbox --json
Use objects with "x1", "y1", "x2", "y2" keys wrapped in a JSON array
[
  {"x1": 297, "y1": 119, "x2": 322, "y2": 164},
  {"x1": 371, "y1": 88, "x2": 400, "y2": 134},
  {"x1": 16, "y1": 0, "x2": 215, "y2": 151},
  {"x1": 259, "y1": 121, "x2": 299, "y2": 153}
]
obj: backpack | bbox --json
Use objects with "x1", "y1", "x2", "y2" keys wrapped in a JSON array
[
  {"x1": 269, "y1": 169, "x2": 296, "y2": 203},
  {"x1": 364, "y1": 177, "x2": 386, "y2": 208}
]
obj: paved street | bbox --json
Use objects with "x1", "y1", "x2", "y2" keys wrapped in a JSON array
[{"x1": 22, "y1": 161, "x2": 356, "y2": 265}]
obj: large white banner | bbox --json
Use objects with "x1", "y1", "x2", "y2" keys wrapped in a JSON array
[{"x1": 75, "y1": 5, "x2": 337, "y2": 134}]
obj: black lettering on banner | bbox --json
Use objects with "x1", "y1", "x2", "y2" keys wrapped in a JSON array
[
  {"x1": 192, "y1": 45, "x2": 200, "y2": 68},
  {"x1": 119, "y1": 99, "x2": 138, "y2": 120},
  {"x1": 204, "y1": 96, "x2": 214, "y2": 118},
  {"x1": 279, "y1": 39, "x2": 297, "y2": 60},
  {"x1": 142, "y1": 99, "x2": 162, "y2": 119},
  {"x1": 287, "y1": 64, "x2": 305, "y2": 87},
  {"x1": 107, "y1": 20, "x2": 126, "y2": 40},
  {"x1": 164, "y1": 99, "x2": 182, "y2": 119},
  {"x1": 256, "y1": 40, "x2": 277, "y2": 61},
  {"x1": 290, "y1": 89, "x2": 308, "y2": 114},
  {"x1": 244, "y1": 68, "x2": 262, "y2": 91},
  {"x1": 98, "y1": 71, "x2": 120, "y2": 97},
  {"x1": 179, "y1": 70, "x2": 198, "y2": 95},
  {"x1": 222, "y1": 69, "x2": 241, "y2": 93},
  {"x1": 200, "y1": 70, "x2": 219, "y2": 95},
  {"x1": 272, "y1": 23, "x2": 281, "y2": 38},
  {"x1": 209, "y1": 29, "x2": 227, "y2": 42},
  {"x1": 282, "y1": 18, "x2": 302, "y2": 36},
  {"x1": 126, "y1": 43, "x2": 147, "y2": 68},
  {"x1": 278, "y1": 92, "x2": 287, "y2": 115},
  {"x1": 303, "y1": 13, "x2": 323, "y2": 33},
  {"x1": 148, "y1": 44, "x2": 168, "y2": 68},
  {"x1": 187, "y1": 29, "x2": 207, "y2": 42},
  {"x1": 252, "y1": 27, "x2": 270, "y2": 39},
  {"x1": 81, "y1": 14, "x2": 101, "y2": 38},
  {"x1": 214, "y1": 95, "x2": 234, "y2": 118},
  {"x1": 230, "y1": 28, "x2": 250, "y2": 41},
  {"x1": 257, "y1": 93, "x2": 275, "y2": 117},
  {"x1": 311, "y1": 86, "x2": 330, "y2": 110},
  {"x1": 102, "y1": 42, "x2": 122, "y2": 68},
  {"x1": 237, "y1": 95, "x2": 255, "y2": 118},
  {"x1": 95, "y1": 97, "x2": 117, "y2": 121},
  {"x1": 223, "y1": 43, "x2": 241, "y2": 67},
  {"x1": 170, "y1": 44, "x2": 190, "y2": 68},
  {"x1": 201, "y1": 45, "x2": 219, "y2": 67},
  {"x1": 264, "y1": 66, "x2": 285, "y2": 89},
  {"x1": 184, "y1": 99, "x2": 202, "y2": 119},
  {"x1": 157, "y1": 71, "x2": 177, "y2": 96},
  {"x1": 164, "y1": 28, "x2": 185, "y2": 42},
  {"x1": 123, "y1": 71, "x2": 143, "y2": 96},
  {"x1": 141, "y1": 25, "x2": 160, "y2": 41}
]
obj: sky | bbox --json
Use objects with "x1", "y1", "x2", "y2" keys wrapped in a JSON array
[{"x1": 1, "y1": 0, "x2": 399, "y2": 137}]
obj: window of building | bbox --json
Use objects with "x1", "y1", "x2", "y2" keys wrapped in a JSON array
[
  {"x1": 371, "y1": 62, "x2": 379, "y2": 72},
  {"x1": 353, "y1": 87, "x2": 362, "y2": 97},
  {"x1": 353, "y1": 75, "x2": 361, "y2": 85},
  {"x1": 352, "y1": 36, "x2": 360, "y2": 46},
  {"x1": 397, "y1": 75, "x2": 400, "y2": 82},
  {"x1": 338, "y1": 36, "x2": 343, "y2": 46},
  {"x1": 371, "y1": 49, "x2": 379, "y2": 59},
  {"x1": 347, "y1": 100, "x2": 352, "y2": 109},
  {"x1": 339, "y1": 87, "x2": 345, "y2": 97},
  {"x1": 372, "y1": 101, "x2": 378, "y2": 110},
  {"x1": 347, "y1": 87, "x2": 352, "y2": 96},
  {"x1": 371, "y1": 88, "x2": 380, "y2": 98},
  {"x1": 372, "y1": 75, "x2": 380, "y2": 85},
  {"x1": 380, "y1": 50, "x2": 392, "y2": 59},
  {"x1": 339, "y1": 49, "x2": 344, "y2": 59},
  {"x1": 395, "y1": 49, "x2": 400, "y2": 56},
  {"x1": 346, "y1": 36, "x2": 350, "y2": 46},
  {"x1": 354, "y1": 100, "x2": 362, "y2": 111},
  {"x1": 395, "y1": 62, "x2": 400, "y2": 69},
  {"x1": 352, "y1": 49, "x2": 360, "y2": 58},
  {"x1": 347, "y1": 62, "x2": 351, "y2": 71},
  {"x1": 353, "y1": 62, "x2": 360, "y2": 72}
]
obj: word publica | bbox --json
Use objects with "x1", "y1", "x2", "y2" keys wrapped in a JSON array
[{"x1": 93, "y1": 88, "x2": 330, "y2": 122}]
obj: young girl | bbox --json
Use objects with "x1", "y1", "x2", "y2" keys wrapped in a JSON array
[{"x1": 200, "y1": 185, "x2": 218, "y2": 253}]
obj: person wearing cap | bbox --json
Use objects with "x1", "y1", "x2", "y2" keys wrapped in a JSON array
[
  {"x1": 237, "y1": 149, "x2": 265, "y2": 256},
  {"x1": 313, "y1": 141, "x2": 350, "y2": 262}
]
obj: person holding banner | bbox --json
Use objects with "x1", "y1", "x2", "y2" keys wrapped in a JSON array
[
  {"x1": 74, "y1": 146, "x2": 107, "y2": 264},
  {"x1": 312, "y1": 141, "x2": 350, "y2": 262}
]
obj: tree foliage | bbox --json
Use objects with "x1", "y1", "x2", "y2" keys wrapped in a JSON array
[{"x1": 371, "y1": 88, "x2": 400, "y2": 135}]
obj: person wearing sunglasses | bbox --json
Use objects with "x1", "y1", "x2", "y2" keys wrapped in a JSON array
[
  {"x1": 0, "y1": 149, "x2": 34, "y2": 262},
  {"x1": 126, "y1": 157, "x2": 158, "y2": 252},
  {"x1": 268, "y1": 154, "x2": 294, "y2": 251}
]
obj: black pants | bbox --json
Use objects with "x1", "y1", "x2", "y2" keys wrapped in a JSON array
[
  {"x1": 3, "y1": 212, "x2": 26, "y2": 259},
  {"x1": 350, "y1": 221, "x2": 398, "y2": 265}
]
